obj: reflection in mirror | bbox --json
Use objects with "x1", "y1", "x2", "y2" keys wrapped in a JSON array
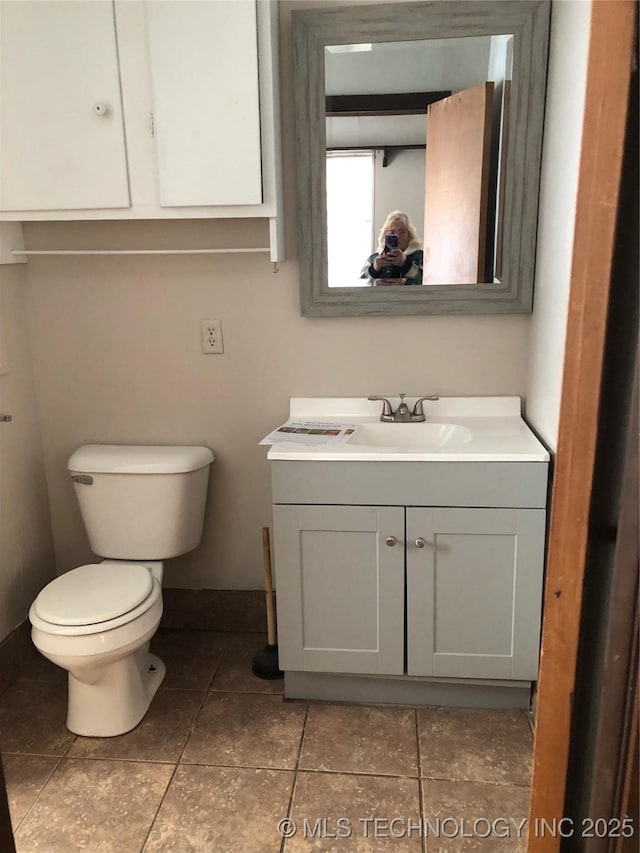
[
  {"x1": 293, "y1": 1, "x2": 550, "y2": 317},
  {"x1": 325, "y1": 37, "x2": 514, "y2": 288}
]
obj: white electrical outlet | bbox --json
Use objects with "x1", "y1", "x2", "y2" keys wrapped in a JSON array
[{"x1": 201, "y1": 319, "x2": 224, "y2": 354}]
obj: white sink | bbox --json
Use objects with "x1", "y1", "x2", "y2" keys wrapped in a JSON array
[
  {"x1": 264, "y1": 397, "x2": 550, "y2": 462},
  {"x1": 348, "y1": 422, "x2": 473, "y2": 448}
]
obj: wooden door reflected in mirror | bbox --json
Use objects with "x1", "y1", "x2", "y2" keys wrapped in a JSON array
[{"x1": 423, "y1": 82, "x2": 493, "y2": 285}]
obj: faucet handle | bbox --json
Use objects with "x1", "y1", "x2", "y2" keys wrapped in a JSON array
[
  {"x1": 411, "y1": 395, "x2": 440, "y2": 421},
  {"x1": 368, "y1": 396, "x2": 394, "y2": 421}
]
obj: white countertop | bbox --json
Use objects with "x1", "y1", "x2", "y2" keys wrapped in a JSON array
[{"x1": 264, "y1": 397, "x2": 550, "y2": 462}]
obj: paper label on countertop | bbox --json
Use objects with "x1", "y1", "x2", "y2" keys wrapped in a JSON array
[{"x1": 259, "y1": 421, "x2": 357, "y2": 446}]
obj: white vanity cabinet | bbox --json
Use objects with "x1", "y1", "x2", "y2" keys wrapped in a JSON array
[
  {"x1": 271, "y1": 460, "x2": 548, "y2": 699},
  {"x1": 0, "y1": 0, "x2": 282, "y2": 253}
]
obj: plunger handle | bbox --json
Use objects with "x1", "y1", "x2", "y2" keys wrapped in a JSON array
[{"x1": 262, "y1": 526, "x2": 277, "y2": 646}]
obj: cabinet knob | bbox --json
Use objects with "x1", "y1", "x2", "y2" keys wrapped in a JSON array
[
  {"x1": 414, "y1": 538, "x2": 431, "y2": 548},
  {"x1": 93, "y1": 103, "x2": 109, "y2": 117},
  {"x1": 385, "y1": 536, "x2": 398, "y2": 547}
]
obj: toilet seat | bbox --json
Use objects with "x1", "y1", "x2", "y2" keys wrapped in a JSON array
[{"x1": 30, "y1": 563, "x2": 161, "y2": 637}]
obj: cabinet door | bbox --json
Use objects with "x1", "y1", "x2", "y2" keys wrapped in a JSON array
[
  {"x1": 407, "y1": 507, "x2": 545, "y2": 680},
  {"x1": 0, "y1": 1, "x2": 130, "y2": 211},
  {"x1": 272, "y1": 505, "x2": 404, "y2": 675},
  {"x1": 145, "y1": 0, "x2": 263, "y2": 207}
]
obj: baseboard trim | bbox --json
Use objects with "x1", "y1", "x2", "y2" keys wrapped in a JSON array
[
  {"x1": 160, "y1": 588, "x2": 267, "y2": 633},
  {"x1": 0, "y1": 629, "x2": 20, "y2": 698}
]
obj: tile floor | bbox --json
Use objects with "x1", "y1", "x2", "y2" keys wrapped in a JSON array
[{"x1": 0, "y1": 631, "x2": 533, "y2": 852}]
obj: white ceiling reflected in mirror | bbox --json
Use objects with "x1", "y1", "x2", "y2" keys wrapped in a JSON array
[
  {"x1": 324, "y1": 36, "x2": 514, "y2": 288},
  {"x1": 293, "y1": 0, "x2": 550, "y2": 316}
]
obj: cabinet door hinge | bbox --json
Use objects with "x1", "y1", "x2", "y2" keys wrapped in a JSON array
[{"x1": 149, "y1": 112, "x2": 155, "y2": 137}]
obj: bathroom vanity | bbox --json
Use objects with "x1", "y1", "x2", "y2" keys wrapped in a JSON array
[{"x1": 265, "y1": 397, "x2": 549, "y2": 708}]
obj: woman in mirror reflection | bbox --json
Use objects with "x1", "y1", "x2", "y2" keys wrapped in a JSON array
[{"x1": 361, "y1": 211, "x2": 424, "y2": 286}]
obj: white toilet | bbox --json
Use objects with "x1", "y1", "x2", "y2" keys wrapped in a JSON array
[{"x1": 29, "y1": 444, "x2": 214, "y2": 737}]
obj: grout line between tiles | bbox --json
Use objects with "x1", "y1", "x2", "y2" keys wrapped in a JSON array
[
  {"x1": 152, "y1": 684, "x2": 215, "y2": 693},
  {"x1": 415, "y1": 707, "x2": 423, "y2": 778},
  {"x1": 139, "y1": 683, "x2": 211, "y2": 852},
  {"x1": 293, "y1": 761, "x2": 421, "y2": 778},
  {"x1": 527, "y1": 710, "x2": 535, "y2": 736},
  {"x1": 183, "y1": 689, "x2": 214, "y2": 747},
  {"x1": 208, "y1": 683, "x2": 284, "y2": 691},
  {"x1": 2, "y1": 749, "x2": 72, "y2": 759},
  {"x1": 10, "y1": 755, "x2": 63, "y2": 836},
  {"x1": 420, "y1": 772, "x2": 532, "y2": 789},
  {"x1": 205, "y1": 650, "x2": 225, "y2": 691},
  {"x1": 138, "y1": 762, "x2": 180, "y2": 853},
  {"x1": 63, "y1": 735, "x2": 79, "y2": 757},
  {"x1": 280, "y1": 702, "x2": 309, "y2": 853},
  {"x1": 178, "y1": 759, "x2": 419, "y2": 778},
  {"x1": 62, "y1": 755, "x2": 177, "y2": 766},
  {"x1": 415, "y1": 709, "x2": 428, "y2": 853},
  {"x1": 212, "y1": 685, "x2": 286, "y2": 700}
]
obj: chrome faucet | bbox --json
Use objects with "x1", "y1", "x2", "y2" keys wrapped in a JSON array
[{"x1": 368, "y1": 394, "x2": 439, "y2": 423}]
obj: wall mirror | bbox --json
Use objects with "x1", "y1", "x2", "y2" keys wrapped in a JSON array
[{"x1": 293, "y1": 1, "x2": 550, "y2": 316}]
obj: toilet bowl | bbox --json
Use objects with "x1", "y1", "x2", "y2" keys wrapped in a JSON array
[
  {"x1": 29, "y1": 444, "x2": 214, "y2": 737},
  {"x1": 30, "y1": 561, "x2": 165, "y2": 736}
]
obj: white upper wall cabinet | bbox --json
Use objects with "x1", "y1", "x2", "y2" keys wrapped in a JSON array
[
  {"x1": 0, "y1": 0, "x2": 282, "y2": 254},
  {"x1": 145, "y1": 0, "x2": 262, "y2": 207},
  {"x1": 0, "y1": 1, "x2": 130, "y2": 211}
]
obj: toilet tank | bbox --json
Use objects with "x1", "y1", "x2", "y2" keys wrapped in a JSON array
[{"x1": 68, "y1": 445, "x2": 214, "y2": 560}]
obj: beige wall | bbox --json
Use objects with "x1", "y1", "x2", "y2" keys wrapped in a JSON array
[
  {"x1": 23, "y1": 221, "x2": 529, "y2": 590},
  {"x1": 0, "y1": 263, "x2": 56, "y2": 640},
  {"x1": 525, "y1": 0, "x2": 591, "y2": 450},
  {"x1": 16, "y1": 0, "x2": 595, "y2": 597}
]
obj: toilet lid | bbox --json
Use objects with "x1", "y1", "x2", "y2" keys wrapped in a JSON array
[{"x1": 34, "y1": 563, "x2": 154, "y2": 626}]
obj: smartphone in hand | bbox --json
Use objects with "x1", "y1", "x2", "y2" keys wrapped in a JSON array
[{"x1": 384, "y1": 233, "x2": 399, "y2": 253}]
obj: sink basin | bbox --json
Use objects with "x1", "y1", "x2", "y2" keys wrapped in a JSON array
[{"x1": 348, "y1": 422, "x2": 473, "y2": 449}]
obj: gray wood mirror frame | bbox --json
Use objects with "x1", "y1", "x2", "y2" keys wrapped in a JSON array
[{"x1": 293, "y1": 0, "x2": 550, "y2": 317}]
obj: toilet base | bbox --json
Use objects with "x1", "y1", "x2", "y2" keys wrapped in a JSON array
[{"x1": 67, "y1": 650, "x2": 166, "y2": 737}]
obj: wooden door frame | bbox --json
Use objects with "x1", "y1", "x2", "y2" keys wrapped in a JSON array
[{"x1": 528, "y1": 1, "x2": 636, "y2": 849}]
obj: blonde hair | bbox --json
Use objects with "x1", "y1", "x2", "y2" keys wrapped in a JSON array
[{"x1": 376, "y1": 211, "x2": 422, "y2": 253}]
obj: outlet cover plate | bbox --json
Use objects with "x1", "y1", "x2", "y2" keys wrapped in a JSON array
[{"x1": 201, "y1": 319, "x2": 223, "y2": 354}]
